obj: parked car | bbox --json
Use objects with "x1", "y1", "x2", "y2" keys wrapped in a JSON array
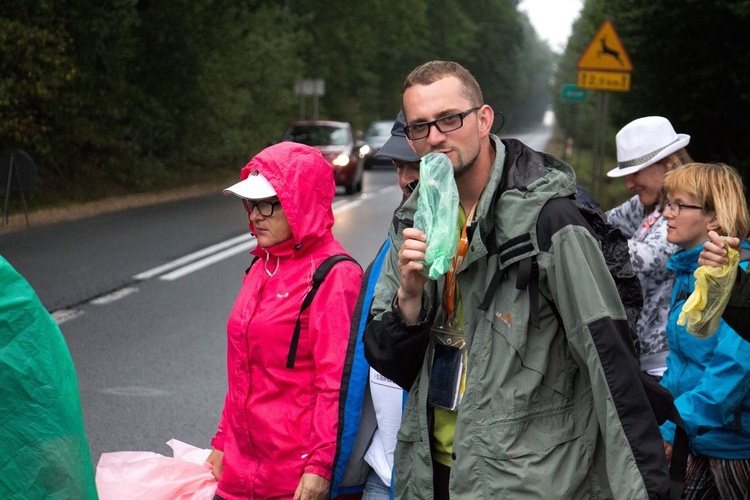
[
  {"x1": 361, "y1": 120, "x2": 396, "y2": 169},
  {"x1": 283, "y1": 120, "x2": 364, "y2": 195}
]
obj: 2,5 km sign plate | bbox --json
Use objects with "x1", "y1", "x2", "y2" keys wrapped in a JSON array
[{"x1": 577, "y1": 70, "x2": 630, "y2": 92}]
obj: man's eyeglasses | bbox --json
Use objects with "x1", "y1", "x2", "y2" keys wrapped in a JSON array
[
  {"x1": 243, "y1": 199, "x2": 281, "y2": 217},
  {"x1": 403, "y1": 107, "x2": 480, "y2": 140},
  {"x1": 664, "y1": 201, "x2": 703, "y2": 216}
]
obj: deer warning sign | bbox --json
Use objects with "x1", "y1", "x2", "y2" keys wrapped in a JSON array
[{"x1": 576, "y1": 20, "x2": 633, "y2": 72}]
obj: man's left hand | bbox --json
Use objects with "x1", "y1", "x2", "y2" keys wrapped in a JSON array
[{"x1": 293, "y1": 473, "x2": 330, "y2": 500}]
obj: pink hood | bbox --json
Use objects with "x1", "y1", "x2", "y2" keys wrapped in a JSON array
[{"x1": 238, "y1": 142, "x2": 335, "y2": 256}]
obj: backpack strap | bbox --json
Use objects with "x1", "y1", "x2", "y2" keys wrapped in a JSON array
[
  {"x1": 286, "y1": 254, "x2": 359, "y2": 369},
  {"x1": 639, "y1": 371, "x2": 688, "y2": 499},
  {"x1": 245, "y1": 255, "x2": 260, "y2": 274},
  {"x1": 669, "y1": 412, "x2": 689, "y2": 500},
  {"x1": 518, "y1": 257, "x2": 540, "y2": 328},
  {"x1": 477, "y1": 233, "x2": 533, "y2": 311}
]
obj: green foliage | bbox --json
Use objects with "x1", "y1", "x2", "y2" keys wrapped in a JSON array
[
  {"x1": 1, "y1": 0, "x2": 556, "y2": 205},
  {"x1": 0, "y1": 17, "x2": 74, "y2": 155},
  {"x1": 554, "y1": 0, "x2": 750, "y2": 182}
]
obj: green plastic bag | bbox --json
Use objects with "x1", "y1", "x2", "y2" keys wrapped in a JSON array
[
  {"x1": 0, "y1": 255, "x2": 98, "y2": 499},
  {"x1": 678, "y1": 237, "x2": 740, "y2": 338},
  {"x1": 413, "y1": 153, "x2": 459, "y2": 280}
]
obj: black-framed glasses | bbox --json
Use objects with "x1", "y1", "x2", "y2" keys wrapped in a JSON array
[
  {"x1": 664, "y1": 201, "x2": 703, "y2": 216},
  {"x1": 243, "y1": 199, "x2": 281, "y2": 217},
  {"x1": 403, "y1": 107, "x2": 480, "y2": 140}
]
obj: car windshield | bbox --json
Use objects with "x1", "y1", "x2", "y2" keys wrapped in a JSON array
[
  {"x1": 284, "y1": 125, "x2": 349, "y2": 146},
  {"x1": 366, "y1": 121, "x2": 393, "y2": 138}
]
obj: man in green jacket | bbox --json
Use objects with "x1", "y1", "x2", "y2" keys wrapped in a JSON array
[
  {"x1": 699, "y1": 230, "x2": 750, "y2": 340},
  {"x1": 363, "y1": 61, "x2": 670, "y2": 499}
]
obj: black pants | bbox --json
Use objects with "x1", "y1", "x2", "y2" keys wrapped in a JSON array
[{"x1": 433, "y1": 461, "x2": 451, "y2": 500}]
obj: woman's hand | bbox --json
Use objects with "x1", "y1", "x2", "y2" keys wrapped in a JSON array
[
  {"x1": 205, "y1": 448, "x2": 224, "y2": 481},
  {"x1": 293, "y1": 473, "x2": 330, "y2": 500},
  {"x1": 699, "y1": 230, "x2": 740, "y2": 268}
]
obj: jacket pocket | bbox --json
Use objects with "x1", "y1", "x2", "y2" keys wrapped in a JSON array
[{"x1": 470, "y1": 398, "x2": 596, "y2": 498}]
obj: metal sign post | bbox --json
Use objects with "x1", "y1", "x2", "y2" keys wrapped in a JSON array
[
  {"x1": 294, "y1": 78, "x2": 326, "y2": 120},
  {"x1": 0, "y1": 148, "x2": 36, "y2": 227}
]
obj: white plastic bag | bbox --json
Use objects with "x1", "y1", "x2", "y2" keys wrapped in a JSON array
[{"x1": 96, "y1": 439, "x2": 217, "y2": 500}]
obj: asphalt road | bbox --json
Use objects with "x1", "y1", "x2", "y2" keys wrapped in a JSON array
[
  {"x1": 0, "y1": 167, "x2": 404, "y2": 465},
  {"x1": 0, "y1": 127, "x2": 552, "y2": 468}
]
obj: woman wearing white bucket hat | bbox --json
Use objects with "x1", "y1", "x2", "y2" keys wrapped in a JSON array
[{"x1": 606, "y1": 116, "x2": 693, "y2": 379}]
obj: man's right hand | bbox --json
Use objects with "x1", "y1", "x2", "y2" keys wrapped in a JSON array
[
  {"x1": 663, "y1": 440, "x2": 672, "y2": 465},
  {"x1": 699, "y1": 230, "x2": 740, "y2": 268},
  {"x1": 206, "y1": 448, "x2": 224, "y2": 481},
  {"x1": 396, "y1": 227, "x2": 429, "y2": 324}
]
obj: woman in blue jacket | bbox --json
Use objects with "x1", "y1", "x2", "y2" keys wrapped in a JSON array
[{"x1": 660, "y1": 162, "x2": 750, "y2": 499}]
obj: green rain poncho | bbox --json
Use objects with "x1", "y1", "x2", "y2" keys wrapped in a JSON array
[{"x1": 0, "y1": 256, "x2": 97, "y2": 499}]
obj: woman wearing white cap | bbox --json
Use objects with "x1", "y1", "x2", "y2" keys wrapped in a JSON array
[
  {"x1": 206, "y1": 142, "x2": 363, "y2": 500},
  {"x1": 606, "y1": 116, "x2": 692, "y2": 379}
]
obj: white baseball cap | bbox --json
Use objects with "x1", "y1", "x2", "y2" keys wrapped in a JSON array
[
  {"x1": 607, "y1": 116, "x2": 690, "y2": 178},
  {"x1": 223, "y1": 170, "x2": 276, "y2": 199}
]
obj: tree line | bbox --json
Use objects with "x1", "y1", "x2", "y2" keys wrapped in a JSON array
[
  {"x1": 554, "y1": 0, "x2": 750, "y2": 181},
  {"x1": 1, "y1": 0, "x2": 553, "y2": 205}
]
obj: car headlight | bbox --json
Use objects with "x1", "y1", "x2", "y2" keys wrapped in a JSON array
[
  {"x1": 358, "y1": 144, "x2": 371, "y2": 157},
  {"x1": 333, "y1": 153, "x2": 351, "y2": 166}
]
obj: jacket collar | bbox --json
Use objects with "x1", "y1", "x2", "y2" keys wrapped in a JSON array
[{"x1": 667, "y1": 244, "x2": 703, "y2": 273}]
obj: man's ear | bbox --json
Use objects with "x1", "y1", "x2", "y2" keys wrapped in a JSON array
[{"x1": 478, "y1": 105, "x2": 495, "y2": 135}]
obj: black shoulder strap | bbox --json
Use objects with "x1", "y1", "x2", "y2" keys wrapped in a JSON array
[
  {"x1": 286, "y1": 254, "x2": 359, "y2": 369},
  {"x1": 640, "y1": 372, "x2": 688, "y2": 500},
  {"x1": 245, "y1": 255, "x2": 260, "y2": 274}
]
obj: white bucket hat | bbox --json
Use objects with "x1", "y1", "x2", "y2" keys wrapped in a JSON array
[
  {"x1": 223, "y1": 170, "x2": 276, "y2": 199},
  {"x1": 607, "y1": 116, "x2": 690, "y2": 177}
]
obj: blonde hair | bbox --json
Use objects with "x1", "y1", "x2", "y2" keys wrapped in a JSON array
[
  {"x1": 666, "y1": 148, "x2": 693, "y2": 168},
  {"x1": 662, "y1": 162, "x2": 750, "y2": 238},
  {"x1": 403, "y1": 61, "x2": 484, "y2": 108},
  {"x1": 644, "y1": 148, "x2": 693, "y2": 212}
]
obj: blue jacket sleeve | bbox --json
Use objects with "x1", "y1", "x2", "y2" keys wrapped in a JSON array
[{"x1": 661, "y1": 323, "x2": 750, "y2": 444}]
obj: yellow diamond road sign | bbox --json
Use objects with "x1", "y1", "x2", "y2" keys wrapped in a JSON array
[{"x1": 576, "y1": 20, "x2": 633, "y2": 72}]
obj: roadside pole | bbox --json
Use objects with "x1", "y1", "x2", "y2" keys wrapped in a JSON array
[
  {"x1": 560, "y1": 84, "x2": 589, "y2": 192},
  {"x1": 576, "y1": 20, "x2": 633, "y2": 201},
  {"x1": 294, "y1": 78, "x2": 326, "y2": 120}
]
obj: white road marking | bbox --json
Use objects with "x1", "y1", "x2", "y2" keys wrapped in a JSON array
[
  {"x1": 133, "y1": 233, "x2": 254, "y2": 281},
  {"x1": 159, "y1": 239, "x2": 257, "y2": 281},
  {"x1": 90, "y1": 286, "x2": 139, "y2": 305},
  {"x1": 49, "y1": 191, "x2": 397, "y2": 324},
  {"x1": 134, "y1": 191, "x2": 389, "y2": 282},
  {"x1": 99, "y1": 386, "x2": 170, "y2": 397},
  {"x1": 52, "y1": 308, "x2": 84, "y2": 325}
]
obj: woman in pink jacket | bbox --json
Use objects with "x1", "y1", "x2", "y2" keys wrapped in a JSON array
[{"x1": 207, "y1": 142, "x2": 363, "y2": 500}]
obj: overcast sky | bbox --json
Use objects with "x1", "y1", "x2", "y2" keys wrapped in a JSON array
[{"x1": 518, "y1": 0, "x2": 584, "y2": 53}]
